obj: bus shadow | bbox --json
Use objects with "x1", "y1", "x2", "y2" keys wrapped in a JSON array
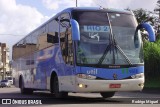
[
  {"x1": 31, "y1": 91, "x2": 122, "y2": 104},
  {"x1": 0, "y1": 88, "x2": 124, "y2": 105}
]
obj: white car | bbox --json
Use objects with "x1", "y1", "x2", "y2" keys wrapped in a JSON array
[
  {"x1": 7, "y1": 77, "x2": 13, "y2": 85},
  {"x1": 5, "y1": 76, "x2": 13, "y2": 85}
]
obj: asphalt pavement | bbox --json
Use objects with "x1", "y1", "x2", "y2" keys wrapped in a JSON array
[{"x1": 0, "y1": 86, "x2": 160, "y2": 107}]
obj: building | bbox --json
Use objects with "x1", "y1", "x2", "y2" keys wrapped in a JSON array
[{"x1": 0, "y1": 43, "x2": 10, "y2": 80}]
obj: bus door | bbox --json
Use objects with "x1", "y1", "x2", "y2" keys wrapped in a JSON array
[{"x1": 59, "y1": 13, "x2": 75, "y2": 90}]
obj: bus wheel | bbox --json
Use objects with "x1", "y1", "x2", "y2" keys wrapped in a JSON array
[
  {"x1": 53, "y1": 76, "x2": 68, "y2": 98},
  {"x1": 20, "y1": 77, "x2": 33, "y2": 94},
  {"x1": 100, "y1": 92, "x2": 115, "y2": 98}
]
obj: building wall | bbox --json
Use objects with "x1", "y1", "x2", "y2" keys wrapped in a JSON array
[{"x1": 0, "y1": 43, "x2": 10, "y2": 80}]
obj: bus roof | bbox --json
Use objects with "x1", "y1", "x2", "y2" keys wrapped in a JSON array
[
  {"x1": 61, "y1": 7, "x2": 132, "y2": 14},
  {"x1": 13, "y1": 7, "x2": 132, "y2": 46}
]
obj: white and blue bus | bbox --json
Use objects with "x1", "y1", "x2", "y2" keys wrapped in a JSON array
[{"x1": 12, "y1": 7, "x2": 155, "y2": 98}]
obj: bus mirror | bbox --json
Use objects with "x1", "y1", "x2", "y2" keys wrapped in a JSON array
[
  {"x1": 70, "y1": 19, "x2": 80, "y2": 41},
  {"x1": 136, "y1": 23, "x2": 155, "y2": 42},
  {"x1": 47, "y1": 32, "x2": 59, "y2": 43}
]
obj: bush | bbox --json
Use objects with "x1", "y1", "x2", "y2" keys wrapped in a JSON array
[{"x1": 144, "y1": 36, "x2": 160, "y2": 87}]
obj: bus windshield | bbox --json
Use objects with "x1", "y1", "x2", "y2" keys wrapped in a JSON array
[{"x1": 73, "y1": 11, "x2": 143, "y2": 66}]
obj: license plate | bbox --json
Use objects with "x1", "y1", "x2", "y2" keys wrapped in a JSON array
[{"x1": 109, "y1": 84, "x2": 121, "y2": 88}]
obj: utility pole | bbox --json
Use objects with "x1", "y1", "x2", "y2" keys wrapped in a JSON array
[{"x1": 76, "y1": 0, "x2": 77, "y2": 7}]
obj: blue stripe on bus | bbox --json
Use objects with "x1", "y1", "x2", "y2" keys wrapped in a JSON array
[{"x1": 75, "y1": 66, "x2": 144, "y2": 80}]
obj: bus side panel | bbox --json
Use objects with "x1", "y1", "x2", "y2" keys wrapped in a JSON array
[
  {"x1": 12, "y1": 55, "x2": 32, "y2": 88},
  {"x1": 32, "y1": 45, "x2": 61, "y2": 90},
  {"x1": 12, "y1": 60, "x2": 20, "y2": 88},
  {"x1": 12, "y1": 44, "x2": 63, "y2": 90}
]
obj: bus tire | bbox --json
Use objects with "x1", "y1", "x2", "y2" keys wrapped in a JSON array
[
  {"x1": 19, "y1": 77, "x2": 33, "y2": 94},
  {"x1": 53, "y1": 76, "x2": 68, "y2": 98},
  {"x1": 100, "y1": 92, "x2": 115, "y2": 98}
]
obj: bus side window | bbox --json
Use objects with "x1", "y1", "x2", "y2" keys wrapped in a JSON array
[
  {"x1": 60, "y1": 13, "x2": 73, "y2": 65},
  {"x1": 12, "y1": 40, "x2": 26, "y2": 60},
  {"x1": 31, "y1": 32, "x2": 39, "y2": 52},
  {"x1": 37, "y1": 26, "x2": 47, "y2": 50},
  {"x1": 67, "y1": 27, "x2": 73, "y2": 65},
  {"x1": 47, "y1": 19, "x2": 59, "y2": 45}
]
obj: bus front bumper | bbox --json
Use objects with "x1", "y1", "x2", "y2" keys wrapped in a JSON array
[{"x1": 75, "y1": 78, "x2": 144, "y2": 92}]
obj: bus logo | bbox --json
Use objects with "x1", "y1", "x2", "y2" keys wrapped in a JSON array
[
  {"x1": 113, "y1": 73, "x2": 118, "y2": 80},
  {"x1": 87, "y1": 69, "x2": 98, "y2": 75}
]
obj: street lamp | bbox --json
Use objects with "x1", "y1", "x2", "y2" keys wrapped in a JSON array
[{"x1": 76, "y1": 0, "x2": 77, "y2": 7}]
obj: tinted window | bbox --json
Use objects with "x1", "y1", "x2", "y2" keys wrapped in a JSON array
[
  {"x1": 31, "y1": 31, "x2": 39, "y2": 52},
  {"x1": 7, "y1": 77, "x2": 12, "y2": 80},
  {"x1": 12, "y1": 40, "x2": 26, "y2": 59},
  {"x1": 72, "y1": 11, "x2": 111, "y2": 65},
  {"x1": 47, "y1": 19, "x2": 59, "y2": 46},
  {"x1": 60, "y1": 13, "x2": 73, "y2": 65},
  {"x1": 1, "y1": 80, "x2": 8, "y2": 82},
  {"x1": 109, "y1": 13, "x2": 137, "y2": 27},
  {"x1": 37, "y1": 26, "x2": 47, "y2": 50},
  {"x1": 73, "y1": 11, "x2": 109, "y2": 25}
]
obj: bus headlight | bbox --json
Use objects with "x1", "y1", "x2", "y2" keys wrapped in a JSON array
[
  {"x1": 77, "y1": 74, "x2": 96, "y2": 80},
  {"x1": 131, "y1": 73, "x2": 144, "y2": 79}
]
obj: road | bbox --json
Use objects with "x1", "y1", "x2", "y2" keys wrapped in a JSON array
[{"x1": 0, "y1": 86, "x2": 160, "y2": 107}]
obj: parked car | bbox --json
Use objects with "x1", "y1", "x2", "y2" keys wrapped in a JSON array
[
  {"x1": 6, "y1": 76, "x2": 13, "y2": 85},
  {"x1": 0, "y1": 79, "x2": 11, "y2": 88}
]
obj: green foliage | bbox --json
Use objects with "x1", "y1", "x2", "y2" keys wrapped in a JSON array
[
  {"x1": 133, "y1": 8, "x2": 158, "y2": 41},
  {"x1": 145, "y1": 79, "x2": 160, "y2": 88},
  {"x1": 144, "y1": 40, "x2": 160, "y2": 62},
  {"x1": 133, "y1": 2, "x2": 160, "y2": 88},
  {"x1": 133, "y1": 8, "x2": 155, "y2": 25},
  {"x1": 144, "y1": 36, "x2": 160, "y2": 87}
]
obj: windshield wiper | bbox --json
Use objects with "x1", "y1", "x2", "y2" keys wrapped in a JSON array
[
  {"x1": 97, "y1": 13, "x2": 132, "y2": 66},
  {"x1": 112, "y1": 34, "x2": 132, "y2": 65},
  {"x1": 97, "y1": 35, "x2": 132, "y2": 66},
  {"x1": 97, "y1": 43, "x2": 112, "y2": 65}
]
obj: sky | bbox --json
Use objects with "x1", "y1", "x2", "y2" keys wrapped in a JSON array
[{"x1": 0, "y1": 0, "x2": 158, "y2": 59}]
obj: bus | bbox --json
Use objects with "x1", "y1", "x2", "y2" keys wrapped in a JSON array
[{"x1": 12, "y1": 7, "x2": 155, "y2": 98}]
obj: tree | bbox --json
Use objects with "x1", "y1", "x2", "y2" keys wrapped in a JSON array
[
  {"x1": 133, "y1": 8, "x2": 159, "y2": 41},
  {"x1": 154, "y1": 0, "x2": 160, "y2": 34},
  {"x1": 156, "y1": 0, "x2": 160, "y2": 9},
  {"x1": 133, "y1": 8, "x2": 155, "y2": 25}
]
